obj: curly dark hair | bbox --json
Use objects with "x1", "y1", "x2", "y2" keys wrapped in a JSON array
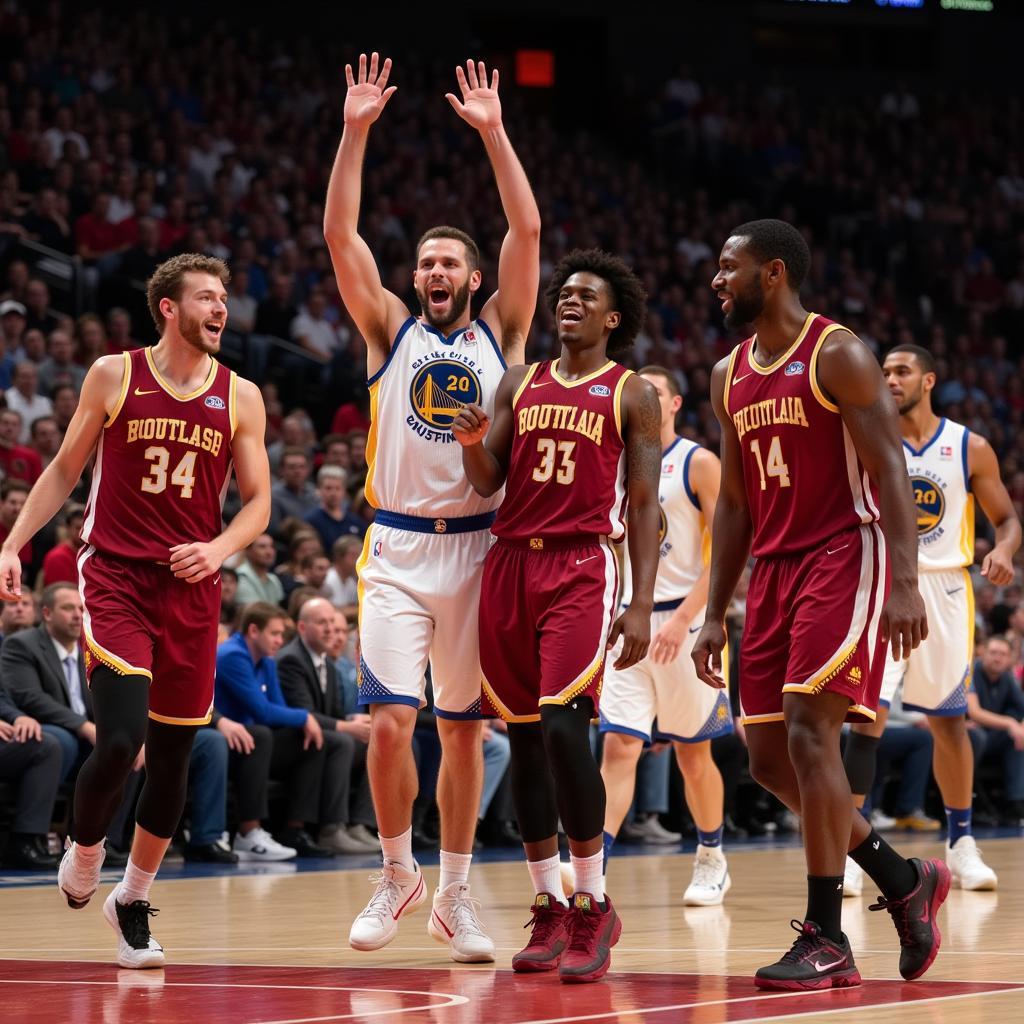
[{"x1": 544, "y1": 248, "x2": 648, "y2": 355}]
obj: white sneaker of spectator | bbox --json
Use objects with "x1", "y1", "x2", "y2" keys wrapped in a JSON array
[
  {"x1": 633, "y1": 813, "x2": 683, "y2": 845},
  {"x1": 349, "y1": 860, "x2": 426, "y2": 951},
  {"x1": 347, "y1": 824, "x2": 383, "y2": 851},
  {"x1": 947, "y1": 835, "x2": 998, "y2": 891},
  {"x1": 428, "y1": 882, "x2": 496, "y2": 963},
  {"x1": 58, "y1": 838, "x2": 106, "y2": 909},
  {"x1": 320, "y1": 824, "x2": 380, "y2": 855},
  {"x1": 869, "y1": 808, "x2": 897, "y2": 830},
  {"x1": 843, "y1": 856, "x2": 864, "y2": 898},
  {"x1": 683, "y1": 845, "x2": 731, "y2": 906},
  {"x1": 233, "y1": 827, "x2": 297, "y2": 862}
]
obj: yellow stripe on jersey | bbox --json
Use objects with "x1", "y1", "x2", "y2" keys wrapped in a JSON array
[
  {"x1": 228, "y1": 371, "x2": 238, "y2": 439},
  {"x1": 722, "y1": 345, "x2": 740, "y2": 417},
  {"x1": 963, "y1": 566, "x2": 976, "y2": 692},
  {"x1": 612, "y1": 368, "x2": 633, "y2": 442},
  {"x1": 511, "y1": 362, "x2": 540, "y2": 409},
  {"x1": 354, "y1": 529, "x2": 373, "y2": 636},
  {"x1": 701, "y1": 527, "x2": 712, "y2": 566},
  {"x1": 363, "y1": 380, "x2": 381, "y2": 509},
  {"x1": 959, "y1": 494, "x2": 975, "y2": 566},
  {"x1": 145, "y1": 346, "x2": 218, "y2": 401},
  {"x1": 745, "y1": 312, "x2": 815, "y2": 376},
  {"x1": 808, "y1": 323, "x2": 845, "y2": 413},
  {"x1": 105, "y1": 351, "x2": 132, "y2": 427},
  {"x1": 550, "y1": 358, "x2": 616, "y2": 389}
]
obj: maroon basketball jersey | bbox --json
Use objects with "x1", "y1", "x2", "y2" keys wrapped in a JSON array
[
  {"x1": 81, "y1": 347, "x2": 236, "y2": 561},
  {"x1": 724, "y1": 313, "x2": 879, "y2": 558},
  {"x1": 492, "y1": 359, "x2": 633, "y2": 542}
]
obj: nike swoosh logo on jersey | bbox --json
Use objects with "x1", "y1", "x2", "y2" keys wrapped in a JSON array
[
  {"x1": 946, "y1": 587, "x2": 964, "y2": 595},
  {"x1": 531, "y1": 380, "x2": 553, "y2": 389},
  {"x1": 732, "y1": 373, "x2": 752, "y2": 386},
  {"x1": 813, "y1": 956, "x2": 846, "y2": 973},
  {"x1": 576, "y1": 555, "x2": 598, "y2": 565},
  {"x1": 826, "y1": 544, "x2": 850, "y2": 555},
  {"x1": 134, "y1": 387, "x2": 159, "y2": 396}
]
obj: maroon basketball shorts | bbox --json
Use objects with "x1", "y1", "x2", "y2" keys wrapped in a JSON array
[
  {"x1": 740, "y1": 523, "x2": 890, "y2": 725},
  {"x1": 78, "y1": 545, "x2": 221, "y2": 725},
  {"x1": 480, "y1": 537, "x2": 619, "y2": 722}
]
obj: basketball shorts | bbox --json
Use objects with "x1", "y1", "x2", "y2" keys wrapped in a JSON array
[
  {"x1": 740, "y1": 523, "x2": 889, "y2": 726},
  {"x1": 356, "y1": 519, "x2": 493, "y2": 718},
  {"x1": 601, "y1": 603, "x2": 733, "y2": 743},
  {"x1": 479, "y1": 537, "x2": 619, "y2": 723},
  {"x1": 880, "y1": 568, "x2": 973, "y2": 715},
  {"x1": 78, "y1": 545, "x2": 220, "y2": 725}
]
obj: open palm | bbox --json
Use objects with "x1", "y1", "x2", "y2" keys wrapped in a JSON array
[
  {"x1": 446, "y1": 60, "x2": 502, "y2": 131},
  {"x1": 344, "y1": 52, "x2": 396, "y2": 128}
]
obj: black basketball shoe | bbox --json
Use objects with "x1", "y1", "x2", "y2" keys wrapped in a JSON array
[{"x1": 755, "y1": 919, "x2": 861, "y2": 991}]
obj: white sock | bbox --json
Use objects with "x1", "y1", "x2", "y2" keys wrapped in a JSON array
[
  {"x1": 527, "y1": 853, "x2": 568, "y2": 906},
  {"x1": 74, "y1": 840, "x2": 105, "y2": 867},
  {"x1": 118, "y1": 858, "x2": 157, "y2": 904},
  {"x1": 380, "y1": 827, "x2": 414, "y2": 872},
  {"x1": 571, "y1": 849, "x2": 605, "y2": 902},
  {"x1": 438, "y1": 850, "x2": 472, "y2": 890}
]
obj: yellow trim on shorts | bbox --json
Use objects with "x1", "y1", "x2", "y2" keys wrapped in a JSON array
[
  {"x1": 354, "y1": 529, "x2": 373, "y2": 630},
  {"x1": 149, "y1": 708, "x2": 213, "y2": 726},
  {"x1": 963, "y1": 566, "x2": 975, "y2": 692},
  {"x1": 612, "y1": 368, "x2": 633, "y2": 442},
  {"x1": 483, "y1": 676, "x2": 541, "y2": 724},
  {"x1": 848, "y1": 703, "x2": 877, "y2": 722},
  {"x1": 511, "y1": 362, "x2": 540, "y2": 409},
  {"x1": 808, "y1": 323, "x2": 845, "y2": 413},
  {"x1": 539, "y1": 650, "x2": 606, "y2": 709},
  {"x1": 363, "y1": 380, "x2": 381, "y2": 508},
  {"x1": 105, "y1": 351, "x2": 132, "y2": 427},
  {"x1": 740, "y1": 711, "x2": 786, "y2": 726},
  {"x1": 782, "y1": 640, "x2": 858, "y2": 695},
  {"x1": 83, "y1": 628, "x2": 153, "y2": 681},
  {"x1": 722, "y1": 345, "x2": 740, "y2": 417}
]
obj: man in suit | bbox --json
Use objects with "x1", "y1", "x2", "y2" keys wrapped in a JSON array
[
  {"x1": 276, "y1": 597, "x2": 377, "y2": 853},
  {"x1": 0, "y1": 682, "x2": 63, "y2": 868}
]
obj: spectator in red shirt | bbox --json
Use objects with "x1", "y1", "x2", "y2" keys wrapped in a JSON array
[
  {"x1": 75, "y1": 193, "x2": 123, "y2": 263},
  {"x1": 0, "y1": 409, "x2": 42, "y2": 485},
  {"x1": 41, "y1": 503, "x2": 84, "y2": 588}
]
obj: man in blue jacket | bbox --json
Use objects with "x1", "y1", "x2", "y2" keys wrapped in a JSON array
[{"x1": 216, "y1": 602, "x2": 339, "y2": 858}]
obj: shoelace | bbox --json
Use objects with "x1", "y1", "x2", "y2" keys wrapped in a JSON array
[
  {"x1": 868, "y1": 891, "x2": 912, "y2": 939},
  {"x1": 118, "y1": 900, "x2": 159, "y2": 950},
  {"x1": 522, "y1": 903, "x2": 565, "y2": 942},
  {"x1": 779, "y1": 919, "x2": 820, "y2": 964},
  {"x1": 566, "y1": 906, "x2": 602, "y2": 953},
  {"x1": 359, "y1": 869, "x2": 400, "y2": 923},
  {"x1": 443, "y1": 891, "x2": 488, "y2": 939}
]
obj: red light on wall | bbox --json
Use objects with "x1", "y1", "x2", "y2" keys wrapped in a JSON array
[{"x1": 515, "y1": 50, "x2": 554, "y2": 88}]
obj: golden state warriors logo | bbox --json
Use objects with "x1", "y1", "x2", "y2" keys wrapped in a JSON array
[
  {"x1": 911, "y1": 474, "x2": 945, "y2": 534},
  {"x1": 409, "y1": 360, "x2": 481, "y2": 431},
  {"x1": 658, "y1": 506, "x2": 668, "y2": 544}
]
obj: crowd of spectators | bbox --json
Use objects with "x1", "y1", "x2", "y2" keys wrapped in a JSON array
[{"x1": 0, "y1": 3, "x2": 1023, "y2": 866}]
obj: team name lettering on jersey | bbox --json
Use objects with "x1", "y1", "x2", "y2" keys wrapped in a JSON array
[
  {"x1": 125, "y1": 417, "x2": 225, "y2": 457},
  {"x1": 516, "y1": 403, "x2": 605, "y2": 446},
  {"x1": 731, "y1": 395, "x2": 809, "y2": 442}
]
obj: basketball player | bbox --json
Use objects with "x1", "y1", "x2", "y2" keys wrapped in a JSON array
[
  {"x1": 842, "y1": 345, "x2": 1019, "y2": 897},
  {"x1": 324, "y1": 53, "x2": 540, "y2": 960},
  {"x1": 453, "y1": 249, "x2": 661, "y2": 983},
  {"x1": 693, "y1": 220, "x2": 949, "y2": 991},
  {"x1": 599, "y1": 365, "x2": 732, "y2": 906},
  {"x1": 0, "y1": 254, "x2": 270, "y2": 969}
]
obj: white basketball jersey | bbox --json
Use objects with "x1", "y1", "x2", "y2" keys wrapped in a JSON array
[
  {"x1": 622, "y1": 437, "x2": 708, "y2": 604},
  {"x1": 903, "y1": 417, "x2": 974, "y2": 572},
  {"x1": 364, "y1": 316, "x2": 507, "y2": 517}
]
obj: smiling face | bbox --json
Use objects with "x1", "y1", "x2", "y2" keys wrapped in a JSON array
[
  {"x1": 711, "y1": 236, "x2": 767, "y2": 331},
  {"x1": 413, "y1": 237, "x2": 481, "y2": 331},
  {"x1": 554, "y1": 271, "x2": 620, "y2": 348},
  {"x1": 165, "y1": 272, "x2": 228, "y2": 354}
]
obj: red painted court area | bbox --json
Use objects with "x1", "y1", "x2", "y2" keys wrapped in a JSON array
[{"x1": 0, "y1": 960, "x2": 1021, "y2": 1024}]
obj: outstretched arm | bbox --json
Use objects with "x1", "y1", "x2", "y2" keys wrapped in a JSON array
[
  {"x1": 170, "y1": 379, "x2": 271, "y2": 583},
  {"x1": 608, "y1": 375, "x2": 661, "y2": 670},
  {"x1": 449, "y1": 61, "x2": 541, "y2": 365},
  {"x1": 452, "y1": 364, "x2": 528, "y2": 497},
  {"x1": 692, "y1": 357, "x2": 752, "y2": 689},
  {"x1": 0, "y1": 354, "x2": 124, "y2": 598},
  {"x1": 323, "y1": 52, "x2": 409, "y2": 374},
  {"x1": 817, "y1": 331, "x2": 927, "y2": 661},
  {"x1": 968, "y1": 433, "x2": 1021, "y2": 586}
]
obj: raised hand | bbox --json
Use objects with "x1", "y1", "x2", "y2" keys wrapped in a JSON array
[
  {"x1": 446, "y1": 60, "x2": 502, "y2": 131},
  {"x1": 344, "y1": 52, "x2": 397, "y2": 128}
]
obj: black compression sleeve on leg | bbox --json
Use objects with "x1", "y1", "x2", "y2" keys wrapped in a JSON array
[
  {"x1": 72, "y1": 667, "x2": 150, "y2": 846},
  {"x1": 507, "y1": 721, "x2": 560, "y2": 843},
  {"x1": 843, "y1": 731, "x2": 881, "y2": 798},
  {"x1": 540, "y1": 698, "x2": 605, "y2": 842},
  {"x1": 135, "y1": 719, "x2": 200, "y2": 839}
]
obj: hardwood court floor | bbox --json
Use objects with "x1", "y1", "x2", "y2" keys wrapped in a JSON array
[{"x1": 0, "y1": 836, "x2": 1021, "y2": 1023}]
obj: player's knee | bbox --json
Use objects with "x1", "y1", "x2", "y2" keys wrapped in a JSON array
[
  {"x1": 929, "y1": 713, "x2": 967, "y2": 743},
  {"x1": 96, "y1": 729, "x2": 143, "y2": 774},
  {"x1": 786, "y1": 720, "x2": 830, "y2": 773},
  {"x1": 674, "y1": 741, "x2": 712, "y2": 780},
  {"x1": 601, "y1": 732, "x2": 642, "y2": 767},
  {"x1": 369, "y1": 705, "x2": 415, "y2": 753}
]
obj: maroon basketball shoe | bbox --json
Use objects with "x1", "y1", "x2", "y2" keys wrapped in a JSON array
[
  {"x1": 557, "y1": 892, "x2": 622, "y2": 984},
  {"x1": 869, "y1": 857, "x2": 951, "y2": 980},
  {"x1": 512, "y1": 892, "x2": 571, "y2": 973},
  {"x1": 755, "y1": 920, "x2": 861, "y2": 991}
]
